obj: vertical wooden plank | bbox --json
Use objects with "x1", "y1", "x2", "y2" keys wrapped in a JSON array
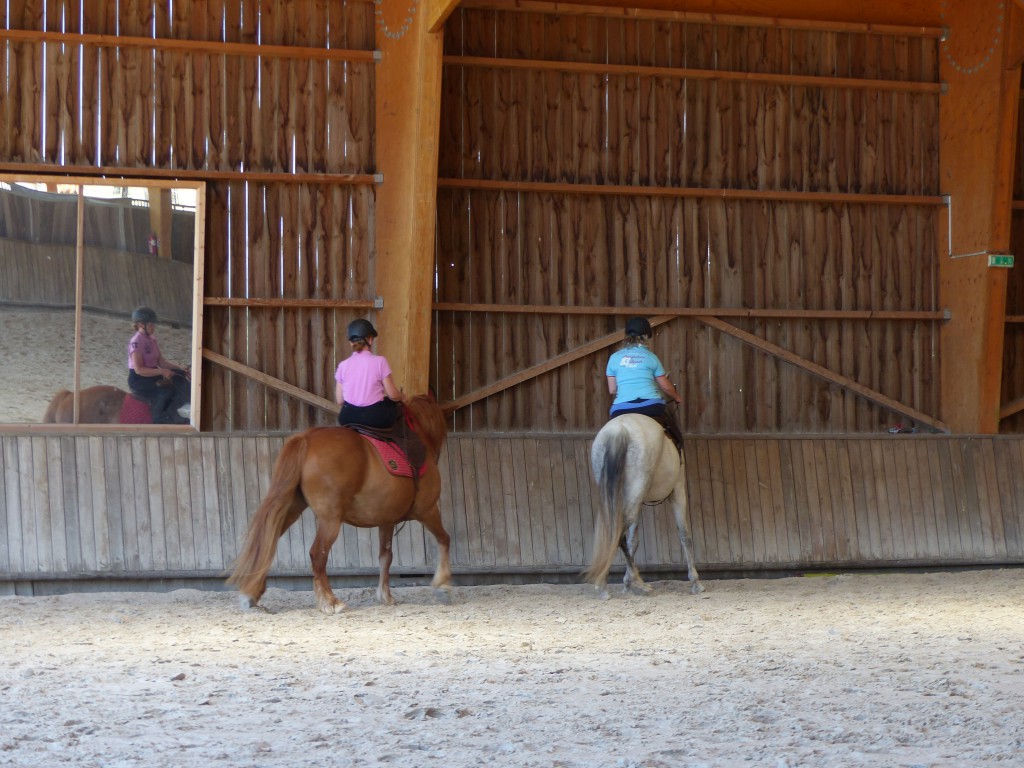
[
  {"x1": 496, "y1": 439, "x2": 522, "y2": 566},
  {"x1": 707, "y1": 439, "x2": 734, "y2": 563},
  {"x1": 483, "y1": 439, "x2": 510, "y2": 567},
  {"x1": 33, "y1": 437, "x2": 54, "y2": 573},
  {"x1": 445, "y1": 436, "x2": 470, "y2": 567},
  {"x1": 145, "y1": 437, "x2": 168, "y2": 570},
  {"x1": 1, "y1": 438, "x2": 19, "y2": 574},
  {"x1": 824, "y1": 439, "x2": 854, "y2": 561},
  {"x1": 456, "y1": 437, "x2": 483, "y2": 567},
  {"x1": 548, "y1": 438, "x2": 572, "y2": 565},
  {"x1": 936, "y1": 439, "x2": 967, "y2": 559}
]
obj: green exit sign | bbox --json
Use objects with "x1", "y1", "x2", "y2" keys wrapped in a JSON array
[{"x1": 988, "y1": 254, "x2": 1014, "y2": 268}]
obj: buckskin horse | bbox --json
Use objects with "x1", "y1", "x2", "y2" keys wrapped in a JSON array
[
  {"x1": 228, "y1": 394, "x2": 452, "y2": 614},
  {"x1": 584, "y1": 413, "x2": 704, "y2": 598}
]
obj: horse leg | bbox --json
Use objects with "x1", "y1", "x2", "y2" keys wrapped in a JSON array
[
  {"x1": 376, "y1": 524, "x2": 396, "y2": 606},
  {"x1": 620, "y1": 518, "x2": 652, "y2": 595},
  {"x1": 309, "y1": 517, "x2": 347, "y2": 614},
  {"x1": 415, "y1": 505, "x2": 452, "y2": 602},
  {"x1": 670, "y1": 486, "x2": 704, "y2": 594}
]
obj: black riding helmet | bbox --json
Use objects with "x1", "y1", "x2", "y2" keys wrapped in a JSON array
[
  {"x1": 624, "y1": 316, "x2": 652, "y2": 337},
  {"x1": 132, "y1": 306, "x2": 158, "y2": 325},
  {"x1": 347, "y1": 318, "x2": 378, "y2": 342}
]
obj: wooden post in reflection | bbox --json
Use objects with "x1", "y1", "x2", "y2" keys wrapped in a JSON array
[
  {"x1": 938, "y1": 0, "x2": 1022, "y2": 433},
  {"x1": 73, "y1": 185, "x2": 85, "y2": 424},
  {"x1": 147, "y1": 188, "x2": 173, "y2": 259}
]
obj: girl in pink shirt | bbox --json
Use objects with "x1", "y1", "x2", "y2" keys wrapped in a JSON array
[
  {"x1": 335, "y1": 318, "x2": 405, "y2": 429},
  {"x1": 127, "y1": 306, "x2": 190, "y2": 424}
]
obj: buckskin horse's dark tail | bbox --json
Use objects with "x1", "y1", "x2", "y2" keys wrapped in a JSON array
[
  {"x1": 584, "y1": 427, "x2": 629, "y2": 586},
  {"x1": 227, "y1": 432, "x2": 309, "y2": 605}
]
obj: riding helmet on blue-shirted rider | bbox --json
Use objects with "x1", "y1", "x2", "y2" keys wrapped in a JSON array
[
  {"x1": 625, "y1": 316, "x2": 652, "y2": 338},
  {"x1": 132, "y1": 306, "x2": 158, "y2": 325},
  {"x1": 347, "y1": 318, "x2": 378, "y2": 342}
]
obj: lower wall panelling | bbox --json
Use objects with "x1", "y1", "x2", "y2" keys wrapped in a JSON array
[{"x1": 2, "y1": 434, "x2": 1023, "y2": 595}]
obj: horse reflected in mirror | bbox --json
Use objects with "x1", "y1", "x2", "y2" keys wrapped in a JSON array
[
  {"x1": 43, "y1": 385, "x2": 156, "y2": 424},
  {"x1": 585, "y1": 413, "x2": 703, "y2": 598},
  {"x1": 228, "y1": 394, "x2": 452, "y2": 614}
]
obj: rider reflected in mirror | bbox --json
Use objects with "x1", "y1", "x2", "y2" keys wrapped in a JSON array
[
  {"x1": 605, "y1": 316, "x2": 684, "y2": 450},
  {"x1": 127, "y1": 306, "x2": 191, "y2": 425},
  {"x1": 335, "y1": 318, "x2": 406, "y2": 429}
]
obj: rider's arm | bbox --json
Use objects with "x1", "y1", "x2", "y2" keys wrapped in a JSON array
[
  {"x1": 655, "y1": 374, "x2": 682, "y2": 404},
  {"x1": 383, "y1": 375, "x2": 406, "y2": 403},
  {"x1": 606, "y1": 375, "x2": 617, "y2": 396},
  {"x1": 131, "y1": 348, "x2": 170, "y2": 378},
  {"x1": 335, "y1": 380, "x2": 344, "y2": 405}
]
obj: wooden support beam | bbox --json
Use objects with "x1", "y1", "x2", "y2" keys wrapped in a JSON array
[
  {"x1": 443, "y1": 314, "x2": 944, "y2": 433},
  {"x1": 0, "y1": 29, "x2": 378, "y2": 63},
  {"x1": 939, "y1": 0, "x2": 1021, "y2": 433},
  {"x1": 205, "y1": 297, "x2": 378, "y2": 309},
  {"x1": 427, "y1": 0, "x2": 462, "y2": 32},
  {"x1": 441, "y1": 317, "x2": 675, "y2": 411},
  {"x1": 433, "y1": 302, "x2": 948, "y2": 321},
  {"x1": 1010, "y1": 1, "x2": 1024, "y2": 69},
  {"x1": 697, "y1": 317, "x2": 947, "y2": 433},
  {"x1": 374, "y1": 0, "x2": 445, "y2": 394},
  {"x1": 458, "y1": 0, "x2": 944, "y2": 34},
  {"x1": 438, "y1": 177, "x2": 944, "y2": 206},
  {"x1": 0, "y1": 163, "x2": 379, "y2": 186},
  {"x1": 444, "y1": 54, "x2": 942, "y2": 94},
  {"x1": 202, "y1": 349, "x2": 337, "y2": 415}
]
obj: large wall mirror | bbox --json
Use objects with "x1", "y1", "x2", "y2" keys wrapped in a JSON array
[{"x1": 0, "y1": 175, "x2": 205, "y2": 428}]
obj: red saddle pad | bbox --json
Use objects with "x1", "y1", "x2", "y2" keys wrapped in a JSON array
[
  {"x1": 361, "y1": 434, "x2": 425, "y2": 478},
  {"x1": 119, "y1": 395, "x2": 153, "y2": 424}
]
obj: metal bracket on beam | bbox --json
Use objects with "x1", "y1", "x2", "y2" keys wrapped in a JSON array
[{"x1": 373, "y1": 296, "x2": 384, "y2": 309}]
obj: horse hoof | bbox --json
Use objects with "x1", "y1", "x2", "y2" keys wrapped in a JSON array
[
  {"x1": 238, "y1": 594, "x2": 261, "y2": 611},
  {"x1": 691, "y1": 581, "x2": 706, "y2": 595},
  {"x1": 593, "y1": 587, "x2": 610, "y2": 601},
  {"x1": 433, "y1": 587, "x2": 452, "y2": 605},
  {"x1": 319, "y1": 601, "x2": 347, "y2": 615},
  {"x1": 627, "y1": 583, "x2": 653, "y2": 596}
]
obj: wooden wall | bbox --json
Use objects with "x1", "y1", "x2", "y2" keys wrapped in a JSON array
[
  {"x1": 3, "y1": 432, "x2": 1022, "y2": 595},
  {"x1": 0, "y1": 0, "x2": 379, "y2": 433},
  {"x1": 433, "y1": 9, "x2": 944, "y2": 435}
]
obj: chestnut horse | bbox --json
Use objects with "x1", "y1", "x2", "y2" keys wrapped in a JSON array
[
  {"x1": 227, "y1": 394, "x2": 451, "y2": 614},
  {"x1": 584, "y1": 413, "x2": 703, "y2": 598},
  {"x1": 42, "y1": 385, "x2": 153, "y2": 424}
]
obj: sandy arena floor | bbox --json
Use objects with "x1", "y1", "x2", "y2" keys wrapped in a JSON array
[{"x1": 1, "y1": 569, "x2": 1022, "y2": 767}]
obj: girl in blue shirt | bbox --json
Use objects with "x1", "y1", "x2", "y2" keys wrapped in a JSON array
[{"x1": 605, "y1": 317, "x2": 683, "y2": 445}]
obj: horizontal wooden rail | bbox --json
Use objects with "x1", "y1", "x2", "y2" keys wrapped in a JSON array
[
  {"x1": 1013, "y1": 200, "x2": 1024, "y2": 210},
  {"x1": 437, "y1": 177, "x2": 946, "y2": 207},
  {"x1": 433, "y1": 303, "x2": 950, "y2": 322},
  {"x1": 443, "y1": 54, "x2": 943, "y2": 94},
  {"x1": 202, "y1": 349, "x2": 337, "y2": 414},
  {"x1": 0, "y1": 163, "x2": 381, "y2": 186},
  {"x1": 205, "y1": 297, "x2": 380, "y2": 309},
  {"x1": 458, "y1": 0, "x2": 945, "y2": 38},
  {"x1": 0, "y1": 29, "x2": 380, "y2": 63}
]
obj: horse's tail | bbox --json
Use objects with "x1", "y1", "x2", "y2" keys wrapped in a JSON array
[
  {"x1": 227, "y1": 432, "x2": 309, "y2": 598},
  {"x1": 42, "y1": 390, "x2": 72, "y2": 423},
  {"x1": 584, "y1": 427, "x2": 629, "y2": 585}
]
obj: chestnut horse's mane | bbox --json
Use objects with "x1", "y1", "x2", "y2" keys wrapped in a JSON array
[{"x1": 403, "y1": 394, "x2": 448, "y2": 458}]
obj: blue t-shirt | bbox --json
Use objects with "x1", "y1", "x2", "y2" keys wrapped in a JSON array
[{"x1": 606, "y1": 345, "x2": 666, "y2": 404}]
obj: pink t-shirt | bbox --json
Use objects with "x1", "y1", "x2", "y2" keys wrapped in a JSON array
[
  {"x1": 127, "y1": 330, "x2": 161, "y2": 370},
  {"x1": 335, "y1": 350, "x2": 392, "y2": 407}
]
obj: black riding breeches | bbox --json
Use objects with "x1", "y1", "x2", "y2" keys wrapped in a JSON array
[{"x1": 338, "y1": 398, "x2": 401, "y2": 429}]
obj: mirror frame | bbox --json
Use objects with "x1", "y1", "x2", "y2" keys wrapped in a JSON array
[{"x1": 0, "y1": 174, "x2": 205, "y2": 431}]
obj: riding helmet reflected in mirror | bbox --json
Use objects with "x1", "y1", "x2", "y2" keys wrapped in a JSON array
[
  {"x1": 347, "y1": 318, "x2": 378, "y2": 342},
  {"x1": 132, "y1": 306, "x2": 158, "y2": 324},
  {"x1": 624, "y1": 316, "x2": 652, "y2": 337}
]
